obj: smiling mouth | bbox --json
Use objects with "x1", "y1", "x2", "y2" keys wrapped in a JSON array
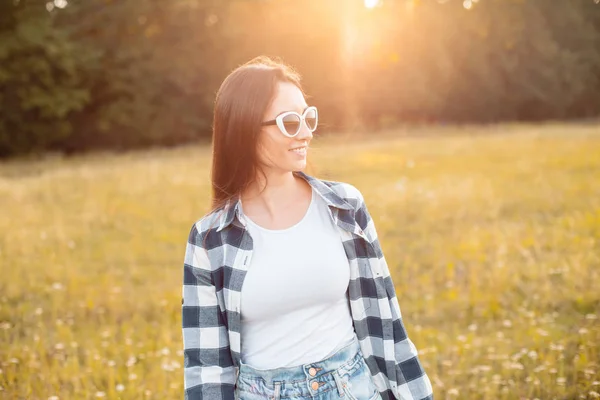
[{"x1": 289, "y1": 146, "x2": 307, "y2": 155}]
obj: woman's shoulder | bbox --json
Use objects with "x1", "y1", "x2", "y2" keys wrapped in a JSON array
[
  {"x1": 314, "y1": 175, "x2": 366, "y2": 209},
  {"x1": 186, "y1": 207, "x2": 226, "y2": 247}
]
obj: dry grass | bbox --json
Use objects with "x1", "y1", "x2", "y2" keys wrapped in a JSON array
[{"x1": 1, "y1": 123, "x2": 599, "y2": 399}]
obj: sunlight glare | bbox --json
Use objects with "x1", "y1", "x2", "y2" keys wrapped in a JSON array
[{"x1": 364, "y1": 0, "x2": 379, "y2": 9}]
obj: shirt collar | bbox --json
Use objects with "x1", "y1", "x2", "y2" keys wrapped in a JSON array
[{"x1": 216, "y1": 170, "x2": 353, "y2": 232}]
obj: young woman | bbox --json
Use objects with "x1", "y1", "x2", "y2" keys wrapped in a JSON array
[{"x1": 181, "y1": 56, "x2": 433, "y2": 400}]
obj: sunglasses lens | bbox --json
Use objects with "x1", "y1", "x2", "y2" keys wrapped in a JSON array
[
  {"x1": 282, "y1": 114, "x2": 301, "y2": 136},
  {"x1": 305, "y1": 108, "x2": 317, "y2": 131}
]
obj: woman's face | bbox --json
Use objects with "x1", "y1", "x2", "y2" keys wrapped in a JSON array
[{"x1": 256, "y1": 81, "x2": 313, "y2": 173}]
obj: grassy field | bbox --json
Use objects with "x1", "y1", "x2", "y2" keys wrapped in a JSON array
[{"x1": 1, "y1": 123, "x2": 599, "y2": 399}]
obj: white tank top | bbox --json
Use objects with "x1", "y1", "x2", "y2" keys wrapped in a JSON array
[{"x1": 239, "y1": 186, "x2": 357, "y2": 369}]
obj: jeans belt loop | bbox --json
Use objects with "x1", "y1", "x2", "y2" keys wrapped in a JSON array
[
  {"x1": 273, "y1": 381, "x2": 281, "y2": 400},
  {"x1": 332, "y1": 370, "x2": 345, "y2": 396}
]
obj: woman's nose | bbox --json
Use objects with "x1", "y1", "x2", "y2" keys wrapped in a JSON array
[{"x1": 296, "y1": 121, "x2": 314, "y2": 139}]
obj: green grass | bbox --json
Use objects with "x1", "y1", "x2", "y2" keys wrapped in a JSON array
[{"x1": 1, "y1": 123, "x2": 599, "y2": 399}]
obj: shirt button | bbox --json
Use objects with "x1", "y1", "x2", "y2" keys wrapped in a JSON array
[
  {"x1": 311, "y1": 381, "x2": 319, "y2": 390},
  {"x1": 308, "y1": 367, "x2": 317, "y2": 376}
]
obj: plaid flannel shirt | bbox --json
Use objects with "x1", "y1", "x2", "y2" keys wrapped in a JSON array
[{"x1": 182, "y1": 170, "x2": 433, "y2": 400}]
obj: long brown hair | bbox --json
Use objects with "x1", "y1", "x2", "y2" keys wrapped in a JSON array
[{"x1": 207, "y1": 56, "x2": 304, "y2": 220}]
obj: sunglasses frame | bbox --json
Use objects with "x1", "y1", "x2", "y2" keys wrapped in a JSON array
[{"x1": 261, "y1": 106, "x2": 318, "y2": 138}]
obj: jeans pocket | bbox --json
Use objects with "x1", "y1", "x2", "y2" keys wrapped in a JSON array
[{"x1": 336, "y1": 355, "x2": 380, "y2": 400}]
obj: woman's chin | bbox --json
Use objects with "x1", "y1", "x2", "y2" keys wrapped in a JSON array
[{"x1": 293, "y1": 160, "x2": 307, "y2": 170}]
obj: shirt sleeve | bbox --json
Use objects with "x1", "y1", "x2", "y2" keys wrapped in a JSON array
[
  {"x1": 182, "y1": 223, "x2": 236, "y2": 400},
  {"x1": 354, "y1": 191, "x2": 434, "y2": 400}
]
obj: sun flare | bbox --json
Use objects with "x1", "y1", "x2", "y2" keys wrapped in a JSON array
[{"x1": 364, "y1": 0, "x2": 379, "y2": 9}]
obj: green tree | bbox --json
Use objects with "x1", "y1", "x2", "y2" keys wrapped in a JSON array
[{"x1": 0, "y1": 2, "x2": 93, "y2": 156}]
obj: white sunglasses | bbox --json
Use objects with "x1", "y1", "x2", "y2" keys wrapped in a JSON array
[{"x1": 261, "y1": 106, "x2": 318, "y2": 137}]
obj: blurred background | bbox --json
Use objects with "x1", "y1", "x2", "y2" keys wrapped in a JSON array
[
  {"x1": 1, "y1": 1, "x2": 599, "y2": 399},
  {"x1": 1, "y1": 0, "x2": 600, "y2": 156}
]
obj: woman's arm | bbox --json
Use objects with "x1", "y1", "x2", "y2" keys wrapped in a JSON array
[
  {"x1": 354, "y1": 190, "x2": 434, "y2": 400},
  {"x1": 182, "y1": 223, "x2": 236, "y2": 400}
]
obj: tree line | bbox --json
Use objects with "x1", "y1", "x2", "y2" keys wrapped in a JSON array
[{"x1": 1, "y1": 0, "x2": 599, "y2": 157}]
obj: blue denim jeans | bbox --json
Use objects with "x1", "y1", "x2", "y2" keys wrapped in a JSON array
[{"x1": 235, "y1": 335, "x2": 382, "y2": 400}]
